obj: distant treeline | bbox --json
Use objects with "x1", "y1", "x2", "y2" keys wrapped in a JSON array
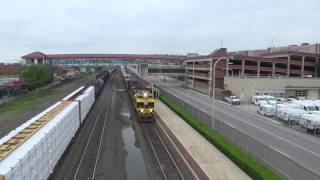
[{"x1": 19, "y1": 65, "x2": 54, "y2": 90}]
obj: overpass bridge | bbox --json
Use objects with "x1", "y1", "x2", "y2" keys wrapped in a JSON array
[{"x1": 127, "y1": 64, "x2": 185, "y2": 77}]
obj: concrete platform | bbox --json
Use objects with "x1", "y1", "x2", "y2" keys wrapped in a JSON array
[{"x1": 155, "y1": 100, "x2": 251, "y2": 180}]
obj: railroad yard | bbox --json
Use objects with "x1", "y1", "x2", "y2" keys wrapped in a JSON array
[
  {"x1": 1, "y1": 1, "x2": 320, "y2": 179},
  {"x1": 1, "y1": 63, "x2": 320, "y2": 180},
  {"x1": 48, "y1": 70, "x2": 193, "y2": 180},
  {"x1": 1, "y1": 66, "x2": 320, "y2": 180}
]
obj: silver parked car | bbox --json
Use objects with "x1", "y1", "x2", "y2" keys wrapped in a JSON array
[{"x1": 225, "y1": 95, "x2": 241, "y2": 105}]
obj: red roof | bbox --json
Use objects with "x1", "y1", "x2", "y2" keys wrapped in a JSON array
[
  {"x1": 21, "y1": 52, "x2": 186, "y2": 61},
  {"x1": 21, "y1": 52, "x2": 47, "y2": 59},
  {"x1": 186, "y1": 48, "x2": 228, "y2": 60},
  {"x1": 0, "y1": 64, "x2": 21, "y2": 74}
]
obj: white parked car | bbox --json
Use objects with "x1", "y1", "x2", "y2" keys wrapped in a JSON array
[
  {"x1": 276, "y1": 103, "x2": 300, "y2": 110},
  {"x1": 251, "y1": 96, "x2": 267, "y2": 105},
  {"x1": 292, "y1": 100, "x2": 318, "y2": 112},
  {"x1": 301, "y1": 114, "x2": 320, "y2": 131},
  {"x1": 277, "y1": 108, "x2": 290, "y2": 121},
  {"x1": 225, "y1": 95, "x2": 241, "y2": 105},
  {"x1": 257, "y1": 104, "x2": 275, "y2": 116},
  {"x1": 287, "y1": 109, "x2": 309, "y2": 124},
  {"x1": 312, "y1": 100, "x2": 320, "y2": 111},
  {"x1": 264, "y1": 95, "x2": 277, "y2": 105},
  {"x1": 276, "y1": 98, "x2": 286, "y2": 103}
]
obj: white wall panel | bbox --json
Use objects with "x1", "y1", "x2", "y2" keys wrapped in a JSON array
[
  {"x1": 0, "y1": 85, "x2": 97, "y2": 180},
  {"x1": 62, "y1": 86, "x2": 85, "y2": 100}
]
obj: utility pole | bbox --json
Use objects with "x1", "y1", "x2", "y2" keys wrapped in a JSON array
[{"x1": 211, "y1": 57, "x2": 227, "y2": 129}]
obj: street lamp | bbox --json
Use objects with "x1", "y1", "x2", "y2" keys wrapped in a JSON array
[
  {"x1": 223, "y1": 67, "x2": 234, "y2": 77},
  {"x1": 211, "y1": 57, "x2": 227, "y2": 129}
]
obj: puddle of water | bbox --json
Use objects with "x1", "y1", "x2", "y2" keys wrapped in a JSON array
[{"x1": 121, "y1": 103, "x2": 149, "y2": 180}]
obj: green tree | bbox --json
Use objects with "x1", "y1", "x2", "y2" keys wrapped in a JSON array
[
  {"x1": 94, "y1": 66, "x2": 102, "y2": 72},
  {"x1": 19, "y1": 65, "x2": 54, "y2": 90}
]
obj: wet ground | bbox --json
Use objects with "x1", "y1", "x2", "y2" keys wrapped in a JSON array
[{"x1": 120, "y1": 99, "x2": 149, "y2": 180}]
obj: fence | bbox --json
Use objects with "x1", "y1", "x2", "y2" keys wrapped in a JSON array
[
  {"x1": 0, "y1": 80, "x2": 62, "y2": 106},
  {"x1": 160, "y1": 88, "x2": 320, "y2": 180}
]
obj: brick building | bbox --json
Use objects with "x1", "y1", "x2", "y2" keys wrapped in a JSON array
[{"x1": 0, "y1": 64, "x2": 21, "y2": 75}]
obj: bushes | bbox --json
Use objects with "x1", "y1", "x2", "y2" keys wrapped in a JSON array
[
  {"x1": 160, "y1": 95, "x2": 281, "y2": 180},
  {"x1": 19, "y1": 65, "x2": 54, "y2": 90}
]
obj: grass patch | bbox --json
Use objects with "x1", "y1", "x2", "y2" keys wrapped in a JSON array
[
  {"x1": 160, "y1": 95, "x2": 282, "y2": 180},
  {"x1": 0, "y1": 95, "x2": 40, "y2": 115}
]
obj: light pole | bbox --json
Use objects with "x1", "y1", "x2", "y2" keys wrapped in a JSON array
[
  {"x1": 223, "y1": 67, "x2": 234, "y2": 77},
  {"x1": 159, "y1": 60, "x2": 162, "y2": 81},
  {"x1": 211, "y1": 57, "x2": 227, "y2": 129}
]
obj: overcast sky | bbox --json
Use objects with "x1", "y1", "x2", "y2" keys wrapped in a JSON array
[{"x1": 0, "y1": 0, "x2": 319, "y2": 60}]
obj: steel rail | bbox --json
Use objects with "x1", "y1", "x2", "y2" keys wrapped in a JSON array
[
  {"x1": 143, "y1": 123, "x2": 185, "y2": 180},
  {"x1": 73, "y1": 79, "x2": 114, "y2": 180}
]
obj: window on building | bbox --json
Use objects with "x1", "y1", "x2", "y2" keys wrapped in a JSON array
[{"x1": 295, "y1": 90, "x2": 306, "y2": 97}]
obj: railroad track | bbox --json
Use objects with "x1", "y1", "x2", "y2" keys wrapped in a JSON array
[
  {"x1": 72, "y1": 80, "x2": 114, "y2": 180},
  {"x1": 142, "y1": 123, "x2": 185, "y2": 180}
]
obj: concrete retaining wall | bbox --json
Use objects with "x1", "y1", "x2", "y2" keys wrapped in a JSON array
[{"x1": 224, "y1": 77, "x2": 320, "y2": 102}]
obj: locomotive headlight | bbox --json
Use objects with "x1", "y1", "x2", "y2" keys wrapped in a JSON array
[{"x1": 143, "y1": 92, "x2": 148, "y2": 97}]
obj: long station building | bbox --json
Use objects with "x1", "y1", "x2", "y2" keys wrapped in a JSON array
[{"x1": 21, "y1": 51, "x2": 186, "y2": 66}]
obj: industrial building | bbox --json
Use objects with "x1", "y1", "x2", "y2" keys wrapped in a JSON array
[{"x1": 224, "y1": 77, "x2": 320, "y2": 102}]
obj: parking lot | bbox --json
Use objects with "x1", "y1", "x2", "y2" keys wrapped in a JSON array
[{"x1": 224, "y1": 100, "x2": 320, "y2": 137}]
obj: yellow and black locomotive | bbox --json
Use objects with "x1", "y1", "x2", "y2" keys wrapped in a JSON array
[{"x1": 127, "y1": 80, "x2": 155, "y2": 121}]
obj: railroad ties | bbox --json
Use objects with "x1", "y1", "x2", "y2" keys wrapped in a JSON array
[
  {"x1": 0, "y1": 101, "x2": 71, "y2": 161},
  {"x1": 142, "y1": 123, "x2": 184, "y2": 180}
]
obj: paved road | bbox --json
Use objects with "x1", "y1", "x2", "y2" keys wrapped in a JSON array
[{"x1": 163, "y1": 86, "x2": 320, "y2": 176}]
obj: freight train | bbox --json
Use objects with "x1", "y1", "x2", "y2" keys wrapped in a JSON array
[
  {"x1": 127, "y1": 80, "x2": 155, "y2": 121},
  {"x1": 0, "y1": 69, "x2": 114, "y2": 180},
  {"x1": 93, "y1": 70, "x2": 110, "y2": 95},
  {"x1": 92, "y1": 66, "x2": 118, "y2": 95},
  {"x1": 0, "y1": 86, "x2": 96, "y2": 180}
]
